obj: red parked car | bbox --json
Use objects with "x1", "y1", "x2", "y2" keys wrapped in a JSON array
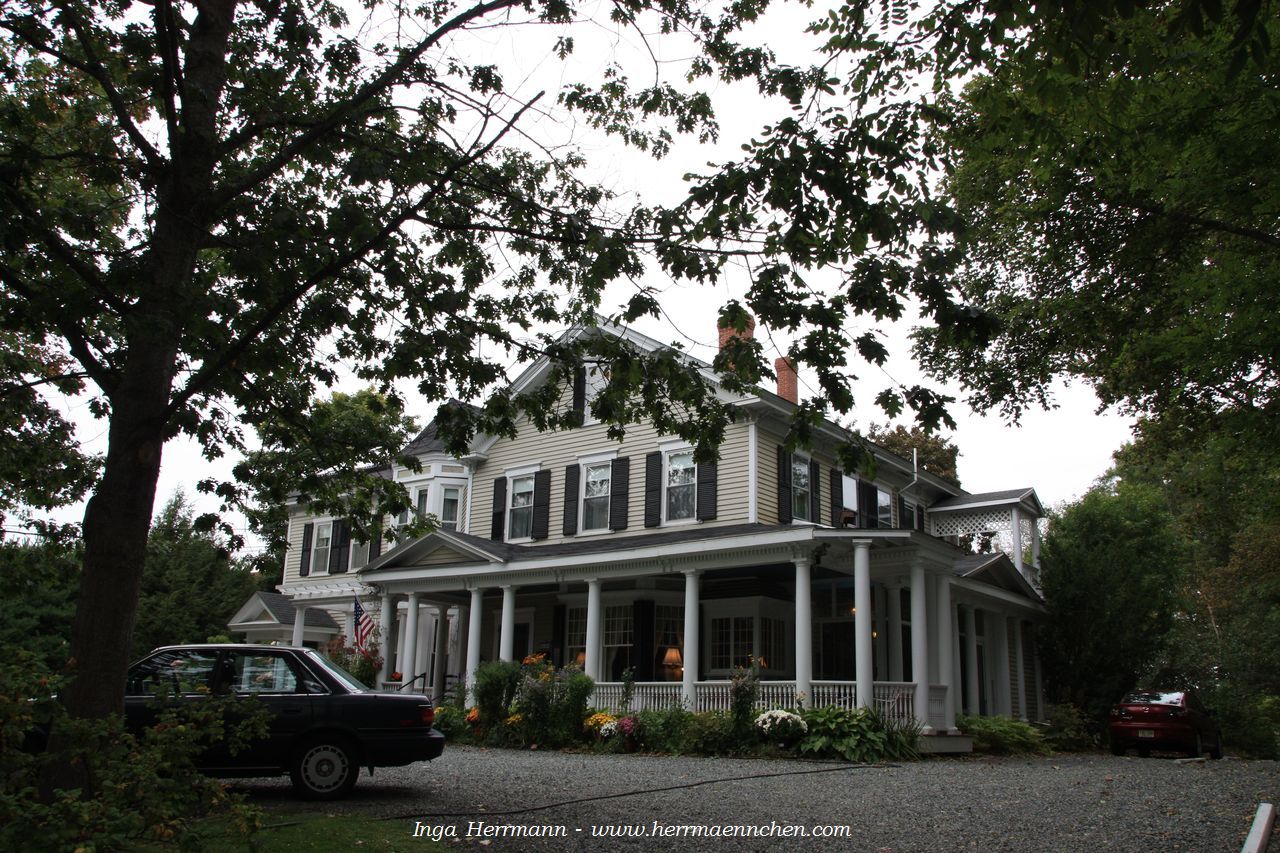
[{"x1": 1109, "y1": 690, "x2": 1223, "y2": 759}]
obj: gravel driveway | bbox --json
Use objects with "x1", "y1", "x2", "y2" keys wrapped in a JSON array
[{"x1": 235, "y1": 748, "x2": 1278, "y2": 851}]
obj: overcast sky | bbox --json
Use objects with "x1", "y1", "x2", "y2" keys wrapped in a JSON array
[{"x1": 28, "y1": 2, "x2": 1137, "y2": 549}]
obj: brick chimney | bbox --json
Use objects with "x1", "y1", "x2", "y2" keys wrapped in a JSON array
[
  {"x1": 717, "y1": 314, "x2": 755, "y2": 350},
  {"x1": 775, "y1": 357, "x2": 798, "y2": 403}
]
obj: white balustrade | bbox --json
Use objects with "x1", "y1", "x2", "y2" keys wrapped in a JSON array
[
  {"x1": 928, "y1": 684, "x2": 948, "y2": 730},
  {"x1": 872, "y1": 681, "x2": 916, "y2": 726}
]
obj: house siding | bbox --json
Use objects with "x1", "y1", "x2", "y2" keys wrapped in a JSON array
[{"x1": 468, "y1": 417, "x2": 752, "y2": 545}]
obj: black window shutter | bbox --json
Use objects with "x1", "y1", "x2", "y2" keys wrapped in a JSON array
[
  {"x1": 696, "y1": 458, "x2": 718, "y2": 521},
  {"x1": 897, "y1": 495, "x2": 909, "y2": 530},
  {"x1": 830, "y1": 468, "x2": 844, "y2": 526},
  {"x1": 490, "y1": 477, "x2": 506, "y2": 541},
  {"x1": 809, "y1": 458, "x2": 821, "y2": 523},
  {"x1": 644, "y1": 451, "x2": 662, "y2": 528},
  {"x1": 299, "y1": 523, "x2": 313, "y2": 577},
  {"x1": 329, "y1": 519, "x2": 351, "y2": 574},
  {"x1": 531, "y1": 469, "x2": 551, "y2": 539},
  {"x1": 572, "y1": 366, "x2": 586, "y2": 416},
  {"x1": 633, "y1": 600, "x2": 656, "y2": 680},
  {"x1": 562, "y1": 464, "x2": 580, "y2": 537},
  {"x1": 777, "y1": 445, "x2": 793, "y2": 524},
  {"x1": 369, "y1": 523, "x2": 382, "y2": 559},
  {"x1": 917, "y1": 504, "x2": 927, "y2": 532},
  {"x1": 859, "y1": 481, "x2": 878, "y2": 529},
  {"x1": 610, "y1": 456, "x2": 630, "y2": 530}
]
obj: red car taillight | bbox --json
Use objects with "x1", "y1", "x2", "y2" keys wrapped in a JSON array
[{"x1": 397, "y1": 705, "x2": 435, "y2": 727}]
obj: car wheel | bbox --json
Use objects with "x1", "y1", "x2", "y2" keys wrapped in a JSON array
[
  {"x1": 1137, "y1": 746, "x2": 1151, "y2": 758},
  {"x1": 1110, "y1": 743, "x2": 1125, "y2": 756},
  {"x1": 290, "y1": 738, "x2": 359, "y2": 800},
  {"x1": 1186, "y1": 733, "x2": 1202, "y2": 759}
]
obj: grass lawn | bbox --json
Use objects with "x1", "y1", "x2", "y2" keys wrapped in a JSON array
[{"x1": 190, "y1": 813, "x2": 449, "y2": 852}]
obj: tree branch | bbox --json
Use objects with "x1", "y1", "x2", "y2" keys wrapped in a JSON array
[
  {"x1": 0, "y1": 265, "x2": 115, "y2": 392},
  {"x1": 209, "y1": 0, "x2": 524, "y2": 209},
  {"x1": 169, "y1": 89, "x2": 545, "y2": 418}
]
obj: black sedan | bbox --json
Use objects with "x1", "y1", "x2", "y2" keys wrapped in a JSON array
[{"x1": 126, "y1": 644, "x2": 444, "y2": 798}]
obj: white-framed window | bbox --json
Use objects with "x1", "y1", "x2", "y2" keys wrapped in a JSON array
[
  {"x1": 582, "y1": 365, "x2": 609, "y2": 426},
  {"x1": 877, "y1": 489, "x2": 894, "y2": 528},
  {"x1": 901, "y1": 498, "x2": 916, "y2": 530},
  {"x1": 665, "y1": 449, "x2": 696, "y2": 522},
  {"x1": 508, "y1": 474, "x2": 535, "y2": 540},
  {"x1": 709, "y1": 615, "x2": 757, "y2": 670},
  {"x1": 440, "y1": 486, "x2": 460, "y2": 531},
  {"x1": 792, "y1": 454, "x2": 812, "y2": 521},
  {"x1": 842, "y1": 474, "x2": 858, "y2": 512},
  {"x1": 416, "y1": 487, "x2": 429, "y2": 519},
  {"x1": 349, "y1": 539, "x2": 370, "y2": 570},
  {"x1": 759, "y1": 617, "x2": 785, "y2": 671},
  {"x1": 311, "y1": 521, "x2": 332, "y2": 575},
  {"x1": 582, "y1": 462, "x2": 611, "y2": 531}
]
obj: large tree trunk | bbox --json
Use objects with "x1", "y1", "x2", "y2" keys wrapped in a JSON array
[{"x1": 64, "y1": 347, "x2": 177, "y2": 718}]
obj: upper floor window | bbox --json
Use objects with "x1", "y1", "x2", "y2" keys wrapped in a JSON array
[
  {"x1": 509, "y1": 475, "x2": 535, "y2": 539},
  {"x1": 582, "y1": 463, "x2": 611, "y2": 531},
  {"x1": 877, "y1": 489, "x2": 894, "y2": 528},
  {"x1": 792, "y1": 455, "x2": 812, "y2": 522},
  {"x1": 440, "y1": 487, "x2": 460, "y2": 531},
  {"x1": 416, "y1": 487, "x2": 429, "y2": 519},
  {"x1": 666, "y1": 450, "x2": 696, "y2": 522},
  {"x1": 311, "y1": 522, "x2": 332, "y2": 574}
]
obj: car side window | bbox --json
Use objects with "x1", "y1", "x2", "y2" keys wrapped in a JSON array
[
  {"x1": 230, "y1": 652, "x2": 301, "y2": 694},
  {"x1": 126, "y1": 650, "x2": 220, "y2": 696}
]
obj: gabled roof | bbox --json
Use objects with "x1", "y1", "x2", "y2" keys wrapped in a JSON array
[
  {"x1": 228, "y1": 591, "x2": 340, "y2": 629},
  {"x1": 930, "y1": 488, "x2": 1045, "y2": 518},
  {"x1": 952, "y1": 552, "x2": 1041, "y2": 600}
]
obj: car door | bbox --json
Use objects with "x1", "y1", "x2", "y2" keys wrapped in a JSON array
[
  {"x1": 124, "y1": 648, "x2": 220, "y2": 738},
  {"x1": 217, "y1": 649, "x2": 316, "y2": 771}
]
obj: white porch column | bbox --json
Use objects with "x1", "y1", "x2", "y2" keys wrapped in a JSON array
[
  {"x1": 402, "y1": 593, "x2": 421, "y2": 689},
  {"x1": 952, "y1": 606, "x2": 963, "y2": 718},
  {"x1": 962, "y1": 605, "x2": 980, "y2": 715},
  {"x1": 1031, "y1": 520, "x2": 1042, "y2": 569},
  {"x1": 934, "y1": 574, "x2": 957, "y2": 732},
  {"x1": 465, "y1": 589, "x2": 483, "y2": 698},
  {"x1": 499, "y1": 585, "x2": 516, "y2": 662},
  {"x1": 584, "y1": 579, "x2": 603, "y2": 680},
  {"x1": 909, "y1": 565, "x2": 931, "y2": 733},
  {"x1": 379, "y1": 592, "x2": 395, "y2": 684},
  {"x1": 853, "y1": 541, "x2": 873, "y2": 709},
  {"x1": 886, "y1": 583, "x2": 903, "y2": 682},
  {"x1": 682, "y1": 570, "x2": 701, "y2": 710},
  {"x1": 1010, "y1": 506, "x2": 1024, "y2": 576},
  {"x1": 293, "y1": 603, "x2": 311, "y2": 646},
  {"x1": 432, "y1": 606, "x2": 449, "y2": 703},
  {"x1": 1011, "y1": 616, "x2": 1028, "y2": 721},
  {"x1": 793, "y1": 556, "x2": 813, "y2": 708}
]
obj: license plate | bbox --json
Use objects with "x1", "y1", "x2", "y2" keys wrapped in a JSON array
[{"x1": 1138, "y1": 730, "x2": 1155, "y2": 738}]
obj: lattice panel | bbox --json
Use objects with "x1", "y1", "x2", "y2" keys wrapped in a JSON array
[{"x1": 930, "y1": 508, "x2": 1014, "y2": 538}]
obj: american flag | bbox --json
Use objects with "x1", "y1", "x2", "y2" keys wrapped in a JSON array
[{"x1": 353, "y1": 597, "x2": 375, "y2": 658}]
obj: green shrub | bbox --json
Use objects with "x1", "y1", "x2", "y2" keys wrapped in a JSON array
[
  {"x1": 517, "y1": 655, "x2": 594, "y2": 748},
  {"x1": 797, "y1": 706, "x2": 889, "y2": 763},
  {"x1": 635, "y1": 709, "x2": 694, "y2": 753},
  {"x1": 1207, "y1": 686, "x2": 1279, "y2": 759},
  {"x1": 432, "y1": 705, "x2": 470, "y2": 741},
  {"x1": 682, "y1": 712, "x2": 736, "y2": 755},
  {"x1": 729, "y1": 662, "x2": 761, "y2": 740},
  {"x1": 958, "y1": 714, "x2": 1049, "y2": 755},
  {"x1": 1, "y1": 653, "x2": 265, "y2": 851},
  {"x1": 472, "y1": 660, "x2": 521, "y2": 734},
  {"x1": 878, "y1": 709, "x2": 922, "y2": 761},
  {"x1": 1041, "y1": 704, "x2": 1097, "y2": 752}
]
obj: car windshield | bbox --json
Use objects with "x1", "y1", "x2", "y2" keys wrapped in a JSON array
[
  {"x1": 303, "y1": 649, "x2": 369, "y2": 692},
  {"x1": 1122, "y1": 691, "x2": 1184, "y2": 705}
]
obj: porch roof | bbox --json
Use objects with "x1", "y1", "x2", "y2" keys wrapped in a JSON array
[{"x1": 929, "y1": 488, "x2": 1044, "y2": 518}]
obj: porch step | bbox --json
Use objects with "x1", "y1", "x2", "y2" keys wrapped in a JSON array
[{"x1": 916, "y1": 733, "x2": 974, "y2": 754}]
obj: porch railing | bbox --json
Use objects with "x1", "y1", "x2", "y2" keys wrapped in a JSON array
[{"x1": 589, "y1": 680, "x2": 921, "y2": 727}]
